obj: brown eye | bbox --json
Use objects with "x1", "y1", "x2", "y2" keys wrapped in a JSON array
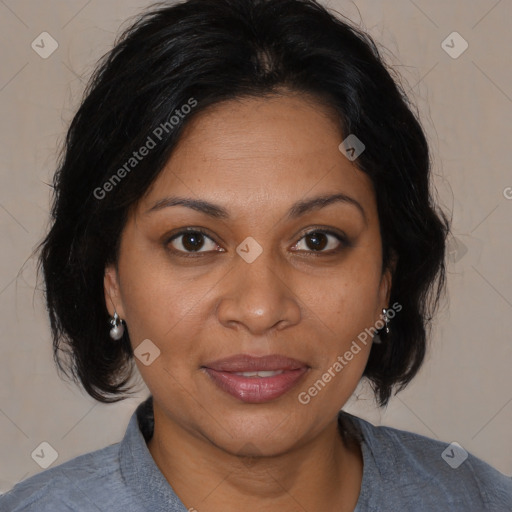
[
  {"x1": 168, "y1": 230, "x2": 219, "y2": 253},
  {"x1": 305, "y1": 232, "x2": 328, "y2": 251},
  {"x1": 292, "y1": 230, "x2": 347, "y2": 253}
]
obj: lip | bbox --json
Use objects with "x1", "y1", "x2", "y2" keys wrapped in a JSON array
[
  {"x1": 202, "y1": 354, "x2": 310, "y2": 403},
  {"x1": 204, "y1": 354, "x2": 308, "y2": 372}
]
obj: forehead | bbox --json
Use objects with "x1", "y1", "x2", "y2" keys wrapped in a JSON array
[{"x1": 139, "y1": 93, "x2": 376, "y2": 219}]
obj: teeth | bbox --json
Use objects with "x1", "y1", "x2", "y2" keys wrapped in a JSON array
[{"x1": 233, "y1": 370, "x2": 284, "y2": 378}]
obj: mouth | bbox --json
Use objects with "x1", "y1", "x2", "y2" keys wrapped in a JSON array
[{"x1": 202, "y1": 354, "x2": 310, "y2": 403}]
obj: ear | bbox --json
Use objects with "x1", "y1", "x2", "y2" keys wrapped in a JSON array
[
  {"x1": 378, "y1": 268, "x2": 392, "y2": 309},
  {"x1": 378, "y1": 252, "x2": 397, "y2": 312},
  {"x1": 104, "y1": 264, "x2": 126, "y2": 318}
]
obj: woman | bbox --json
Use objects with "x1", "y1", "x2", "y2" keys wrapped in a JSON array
[{"x1": 1, "y1": 0, "x2": 510, "y2": 510}]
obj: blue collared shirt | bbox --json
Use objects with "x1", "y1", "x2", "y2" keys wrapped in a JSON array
[{"x1": 1, "y1": 396, "x2": 511, "y2": 511}]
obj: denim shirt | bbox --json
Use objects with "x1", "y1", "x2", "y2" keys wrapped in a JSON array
[{"x1": 1, "y1": 396, "x2": 511, "y2": 511}]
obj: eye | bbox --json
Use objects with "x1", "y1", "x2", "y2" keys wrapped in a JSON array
[
  {"x1": 165, "y1": 227, "x2": 348, "y2": 256},
  {"x1": 291, "y1": 229, "x2": 348, "y2": 254},
  {"x1": 166, "y1": 229, "x2": 222, "y2": 254}
]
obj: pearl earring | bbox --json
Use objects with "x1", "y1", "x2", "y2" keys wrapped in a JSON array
[
  {"x1": 382, "y1": 308, "x2": 390, "y2": 334},
  {"x1": 109, "y1": 311, "x2": 125, "y2": 340}
]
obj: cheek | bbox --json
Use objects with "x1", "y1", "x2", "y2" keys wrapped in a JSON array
[
  {"x1": 301, "y1": 249, "x2": 383, "y2": 336},
  {"x1": 117, "y1": 253, "x2": 210, "y2": 400},
  {"x1": 116, "y1": 239, "x2": 208, "y2": 352},
  {"x1": 117, "y1": 221, "x2": 383, "y2": 369},
  {"x1": 295, "y1": 254, "x2": 381, "y2": 407}
]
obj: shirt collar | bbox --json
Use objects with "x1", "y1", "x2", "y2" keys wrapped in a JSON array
[
  {"x1": 119, "y1": 395, "x2": 365, "y2": 510},
  {"x1": 119, "y1": 396, "x2": 188, "y2": 511}
]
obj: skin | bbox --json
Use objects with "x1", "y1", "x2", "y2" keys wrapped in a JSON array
[{"x1": 104, "y1": 92, "x2": 392, "y2": 512}]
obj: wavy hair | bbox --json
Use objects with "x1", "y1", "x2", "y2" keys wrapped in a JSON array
[{"x1": 39, "y1": 0, "x2": 449, "y2": 406}]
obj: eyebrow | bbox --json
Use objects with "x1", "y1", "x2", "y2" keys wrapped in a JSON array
[{"x1": 145, "y1": 192, "x2": 367, "y2": 223}]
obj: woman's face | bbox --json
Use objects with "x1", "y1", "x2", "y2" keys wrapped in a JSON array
[{"x1": 105, "y1": 93, "x2": 391, "y2": 456}]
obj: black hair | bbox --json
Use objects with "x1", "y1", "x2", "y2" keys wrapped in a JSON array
[{"x1": 39, "y1": 0, "x2": 449, "y2": 406}]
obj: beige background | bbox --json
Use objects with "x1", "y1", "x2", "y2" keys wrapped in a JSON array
[{"x1": 0, "y1": 0, "x2": 511, "y2": 494}]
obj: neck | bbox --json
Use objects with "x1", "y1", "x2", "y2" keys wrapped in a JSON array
[{"x1": 146, "y1": 404, "x2": 363, "y2": 512}]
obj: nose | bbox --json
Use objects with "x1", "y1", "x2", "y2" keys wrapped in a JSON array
[{"x1": 216, "y1": 249, "x2": 301, "y2": 335}]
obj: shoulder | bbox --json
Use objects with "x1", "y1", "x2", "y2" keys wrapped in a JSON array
[
  {"x1": 343, "y1": 412, "x2": 512, "y2": 511},
  {"x1": 0, "y1": 442, "x2": 133, "y2": 512}
]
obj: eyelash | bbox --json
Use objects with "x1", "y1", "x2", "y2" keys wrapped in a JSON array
[{"x1": 164, "y1": 227, "x2": 350, "y2": 258}]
